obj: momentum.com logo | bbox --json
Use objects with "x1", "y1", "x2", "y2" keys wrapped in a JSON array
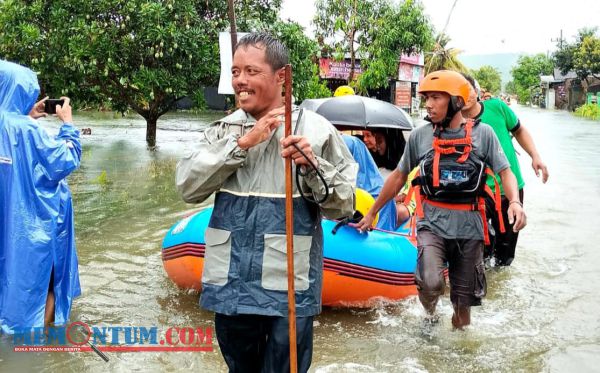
[{"x1": 12, "y1": 322, "x2": 213, "y2": 354}]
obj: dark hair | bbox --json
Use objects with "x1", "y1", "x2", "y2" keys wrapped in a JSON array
[
  {"x1": 461, "y1": 72, "x2": 477, "y2": 91},
  {"x1": 371, "y1": 129, "x2": 406, "y2": 171},
  {"x1": 234, "y1": 32, "x2": 289, "y2": 71}
]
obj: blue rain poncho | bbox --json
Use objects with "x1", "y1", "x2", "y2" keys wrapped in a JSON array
[
  {"x1": 0, "y1": 60, "x2": 81, "y2": 333},
  {"x1": 342, "y1": 135, "x2": 397, "y2": 231}
]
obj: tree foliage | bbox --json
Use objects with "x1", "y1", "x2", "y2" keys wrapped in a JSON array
[
  {"x1": 258, "y1": 21, "x2": 331, "y2": 101},
  {"x1": 510, "y1": 54, "x2": 554, "y2": 103},
  {"x1": 314, "y1": 0, "x2": 389, "y2": 83},
  {"x1": 0, "y1": 0, "x2": 287, "y2": 148},
  {"x1": 314, "y1": 0, "x2": 432, "y2": 90},
  {"x1": 554, "y1": 28, "x2": 596, "y2": 75},
  {"x1": 358, "y1": 0, "x2": 433, "y2": 91},
  {"x1": 504, "y1": 80, "x2": 517, "y2": 95},
  {"x1": 553, "y1": 28, "x2": 600, "y2": 95},
  {"x1": 472, "y1": 65, "x2": 502, "y2": 95},
  {"x1": 424, "y1": 33, "x2": 469, "y2": 75},
  {"x1": 574, "y1": 34, "x2": 600, "y2": 81}
]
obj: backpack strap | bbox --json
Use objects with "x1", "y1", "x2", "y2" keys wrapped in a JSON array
[
  {"x1": 431, "y1": 119, "x2": 476, "y2": 187},
  {"x1": 484, "y1": 168, "x2": 506, "y2": 234},
  {"x1": 410, "y1": 120, "x2": 499, "y2": 243},
  {"x1": 405, "y1": 169, "x2": 424, "y2": 219},
  {"x1": 404, "y1": 169, "x2": 422, "y2": 239},
  {"x1": 424, "y1": 197, "x2": 493, "y2": 245},
  {"x1": 477, "y1": 196, "x2": 491, "y2": 245}
]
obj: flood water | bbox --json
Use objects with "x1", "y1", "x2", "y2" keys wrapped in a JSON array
[{"x1": 1, "y1": 106, "x2": 599, "y2": 372}]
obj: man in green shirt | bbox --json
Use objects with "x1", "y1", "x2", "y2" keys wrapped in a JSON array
[
  {"x1": 461, "y1": 74, "x2": 549, "y2": 266},
  {"x1": 354, "y1": 70, "x2": 526, "y2": 329}
]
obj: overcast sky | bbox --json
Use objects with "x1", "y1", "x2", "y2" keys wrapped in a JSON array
[{"x1": 280, "y1": 0, "x2": 600, "y2": 55}]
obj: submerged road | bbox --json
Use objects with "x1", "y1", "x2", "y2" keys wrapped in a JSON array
[{"x1": 1, "y1": 106, "x2": 599, "y2": 372}]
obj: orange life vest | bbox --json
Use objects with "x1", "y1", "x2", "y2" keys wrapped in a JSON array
[{"x1": 404, "y1": 119, "x2": 505, "y2": 244}]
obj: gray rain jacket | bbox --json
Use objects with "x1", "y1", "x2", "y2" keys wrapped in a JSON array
[{"x1": 176, "y1": 107, "x2": 357, "y2": 317}]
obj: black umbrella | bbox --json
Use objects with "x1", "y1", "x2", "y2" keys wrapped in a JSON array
[{"x1": 300, "y1": 95, "x2": 413, "y2": 131}]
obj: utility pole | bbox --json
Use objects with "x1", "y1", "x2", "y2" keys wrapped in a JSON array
[{"x1": 551, "y1": 29, "x2": 564, "y2": 49}]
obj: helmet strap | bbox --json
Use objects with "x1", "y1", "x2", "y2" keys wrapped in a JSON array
[{"x1": 425, "y1": 96, "x2": 464, "y2": 131}]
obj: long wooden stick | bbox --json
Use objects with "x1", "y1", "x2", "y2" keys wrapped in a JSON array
[
  {"x1": 284, "y1": 64, "x2": 297, "y2": 373},
  {"x1": 227, "y1": 0, "x2": 237, "y2": 57}
]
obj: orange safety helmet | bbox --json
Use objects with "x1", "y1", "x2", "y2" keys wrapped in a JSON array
[
  {"x1": 418, "y1": 70, "x2": 471, "y2": 126},
  {"x1": 418, "y1": 70, "x2": 470, "y2": 104}
]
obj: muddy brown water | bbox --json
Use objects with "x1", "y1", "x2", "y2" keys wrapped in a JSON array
[{"x1": 1, "y1": 106, "x2": 599, "y2": 372}]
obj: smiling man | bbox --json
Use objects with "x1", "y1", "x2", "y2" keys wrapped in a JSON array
[
  {"x1": 175, "y1": 33, "x2": 356, "y2": 372},
  {"x1": 354, "y1": 70, "x2": 526, "y2": 330}
]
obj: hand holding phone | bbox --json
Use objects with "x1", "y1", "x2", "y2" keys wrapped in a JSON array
[
  {"x1": 54, "y1": 97, "x2": 73, "y2": 124},
  {"x1": 29, "y1": 97, "x2": 48, "y2": 119},
  {"x1": 44, "y1": 99, "x2": 65, "y2": 115}
]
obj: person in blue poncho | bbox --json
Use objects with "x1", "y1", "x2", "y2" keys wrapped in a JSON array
[
  {"x1": 342, "y1": 135, "x2": 398, "y2": 231},
  {"x1": 0, "y1": 60, "x2": 82, "y2": 333}
]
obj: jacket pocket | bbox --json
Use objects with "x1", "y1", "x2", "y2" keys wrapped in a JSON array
[
  {"x1": 202, "y1": 227, "x2": 232, "y2": 286},
  {"x1": 262, "y1": 234, "x2": 312, "y2": 292}
]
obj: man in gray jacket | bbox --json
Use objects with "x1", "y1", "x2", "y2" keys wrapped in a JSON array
[{"x1": 176, "y1": 33, "x2": 356, "y2": 373}]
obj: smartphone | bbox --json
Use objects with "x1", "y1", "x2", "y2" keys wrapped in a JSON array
[{"x1": 44, "y1": 99, "x2": 65, "y2": 115}]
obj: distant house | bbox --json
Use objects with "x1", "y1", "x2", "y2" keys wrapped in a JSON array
[
  {"x1": 318, "y1": 56, "x2": 391, "y2": 102},
  {"x1": 319, "y1": 57, "x2": 364, "y2": 93},
  {"x1": 549, "y1": 68, "x2": 600, "y2": 111},
  {"x1": 540, "y1": 75, "x2": 561, "y2": 109},
  {"x1": 394, "y1": 54, "x2": 425, "y2": 114},
  {"x1": 318, "y1": 53, "x2": 425, "y2": 113}
]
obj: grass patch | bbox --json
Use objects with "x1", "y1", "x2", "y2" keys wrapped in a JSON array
[{"x1": 574, "y1": 103, "x2": 600, "y2": 120}]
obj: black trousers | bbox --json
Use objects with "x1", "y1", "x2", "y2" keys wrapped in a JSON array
[
  {"x1": 486, "y1": 189, "x2": 524, "y2": 266},
  {"x1": 214, "y1": 313, "x2": 314, "y2": 373}
]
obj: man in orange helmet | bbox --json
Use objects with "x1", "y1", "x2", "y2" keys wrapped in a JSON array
[{"x1": 354, "y1": 70, "x2": 526, "y2": 329}]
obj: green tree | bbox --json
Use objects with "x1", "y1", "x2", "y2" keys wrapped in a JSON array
[
  {"x1": 313, "y1": 0, "x2": 389, "y2": 83},
  {"x1": 554, "y1": 28, "x2": 596, "y2": 74},
  {"x1": 505, "y1": 80, "x2": 517, "y2": 95},
  {"x1": 472, "y1": 65, "x2": 502, "y2": 95},
  {"x1": 553, "y1": 28, "x2": 600, "y2": 95},
  {"x1": 424, "y1": 33, "x2": 469, "y2": 75},
  {"x1": 0, "y1": 0, "x2": 281, "y2": 148},
  {"x1": 201, "y1": 1, "x2": 328, "y2": 102},
  {"x1": 357, "y1": 0, "x2": 433, "y2": 91},
  {"x1": 313, "y1": 0, "x2": 432, "y2": 91},
  {"x1": 510, "y1": 54, "x2": 554, "y2": 103},
  {"x1": 573, "y1": 35, "x2": 600, "y2": 88},
  {"x1": 174, "y1": 0, "x2": 329, "y2": 102},
  {"x1": 259, "y1": 21, "x2": 331, "y2": 101}
]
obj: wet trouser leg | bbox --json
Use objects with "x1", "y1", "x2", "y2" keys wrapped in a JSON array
[
  {"x1": 415, "y1": 229, "x2": 447, "y2": 314},
  {"x1": 486, "y1": 189, "x2": 524, "y2": 266},
  {"x1": 416, "y1": 229, "x2": 487, "y2": 327},
  {"x1": 215, "y1": 313, "x2": 267, "y2": 373},
  {"x1": 263, "y1": 315, "x2": 313, "y2": 373},
  {"x1": 447, "y1": 238, "x2": 486, "y2": 328},
  {"x1": 214, "y1": 313, "x2": 314, "y2": 373}
]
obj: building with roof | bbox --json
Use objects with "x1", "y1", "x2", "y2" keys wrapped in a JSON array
[{"x1": 546, "y1": 68, "x2": 600, "y2": 111}]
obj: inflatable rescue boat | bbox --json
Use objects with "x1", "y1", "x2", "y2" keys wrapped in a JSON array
[{"x1": 162, "y1": 207, "x2": 418, "y2": 307}]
